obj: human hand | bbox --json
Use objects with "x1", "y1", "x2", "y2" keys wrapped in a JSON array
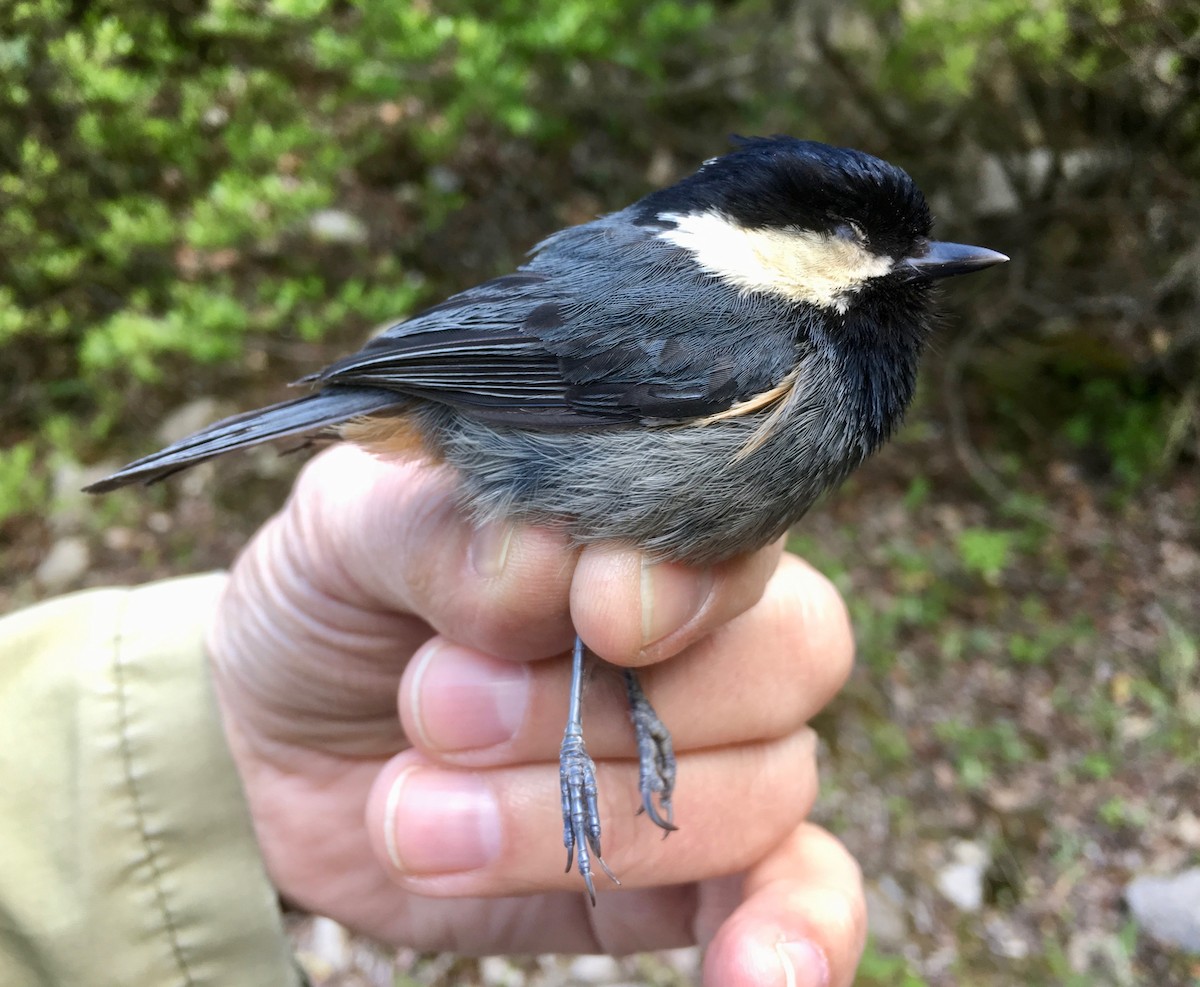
[{"x1": 208, "y1": 444, "x2": 864, "y2": 986}]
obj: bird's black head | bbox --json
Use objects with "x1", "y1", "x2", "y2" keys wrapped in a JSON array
[
  {"x1": 637, "y1": 136, "x2": 1006, "y2": 313},
  {"x1": 641, "y1": 137, "x2": 932, "y2": 255}
]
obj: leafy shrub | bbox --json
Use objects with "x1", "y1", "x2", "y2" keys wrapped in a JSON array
[{"x1": 0, "y1": 0, "x2": 715, "y2": 449}]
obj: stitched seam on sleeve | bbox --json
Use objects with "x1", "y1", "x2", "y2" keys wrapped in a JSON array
[{"x1": 112, "y1": 592, "x2": 197, "y2": 986}]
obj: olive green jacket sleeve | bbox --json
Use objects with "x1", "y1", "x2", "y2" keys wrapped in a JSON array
[{"x1": 0, "y1": 574, "x2": 300, "y2": 987}]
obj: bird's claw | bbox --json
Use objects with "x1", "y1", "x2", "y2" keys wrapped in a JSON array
[
  {"x1": 560, "y1": 727, "x2": 619, "y2": 904},
  {"x1": 625, "y1": 670, "x2": 677, "y2": 835}
]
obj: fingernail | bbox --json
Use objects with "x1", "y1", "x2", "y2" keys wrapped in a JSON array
[
  {"x1": 640, "y1": 560, "x2": 713, "y2": 647},
  {"x1": 775, "y1": 939, "x2": 831, "y2": 987},
  {"x1": 384, "y1": 767, "x2": 502, "y2": 875},
  {"x1": 409, "y1": 642, "x2": 530, "y2": 751},
  {"x1": 469, "y1": 520, "x2": 515, "y2": 578}
]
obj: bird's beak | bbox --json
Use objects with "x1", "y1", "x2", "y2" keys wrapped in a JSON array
[{"x1": 900, "y1": 241, "x2": 1009, "y2": 280}]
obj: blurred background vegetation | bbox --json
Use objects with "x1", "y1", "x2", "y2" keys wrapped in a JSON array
[{"x1": 2, "y1": 0, "x2": 1198, "y2": 984}]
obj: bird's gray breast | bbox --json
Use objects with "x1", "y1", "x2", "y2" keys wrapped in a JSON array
[{"x1": 423, "y1": 352, "x2": 871, "y2": 564}]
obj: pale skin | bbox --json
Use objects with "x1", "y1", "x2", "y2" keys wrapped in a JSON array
[{"x1": 207, "y1": 444, "x2": 866, "y2": 987}]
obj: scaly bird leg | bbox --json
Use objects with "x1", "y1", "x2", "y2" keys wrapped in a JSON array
[
  {"x1": 560, "y1": 635, "x2": 619, "y2": 903},
  {"x1": 624, "y1": 668, "x2": 678, "y2": 833}
]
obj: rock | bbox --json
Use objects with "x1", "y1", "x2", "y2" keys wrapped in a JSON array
[
  {"x1": 102, "y1": 527, "x2": 135, "y2": 551},
  {"x1": 428, "y1": 165, "x2": 462, "y2": 195},
  {"x1": 976, "y1": 155, "x2": 1022, "y2": 217},
  {"x1": 936, "y1": 840, "x2": 991, "y2": 913},
  {"x1": 291, "y1": 916, "x2": 347, "y2": 982},
  {"x1": 976, "y1": 148, "x2": 1124, "y2": 217},
  {"x1": 865, "y1": 875, "x2": 908, "y2": 946},
  {"x1": 658, "y1": 946, "x2": 701, "y2": 979},
  {"x1": 35, "y1": 537, "x2": 90, "y2": 591},
  {"x1": 1173, "y1": 810, "x2": 1200, "y2": 847},
  {"x1": 479, "y1": 956, "x2": 524, "y2": 987},
  {"x1": 51, "y1": 458, "x2": 118, "y2": 534},
  {"x1": 306, "y1": 916, "x2": 348, "y2": 967},
  {"x1": 146, "y1": 511, "x2": 172, "y2": 534},
  {"x1": 984, "y1": 915, "x2": 1030, "y2": 959},
  {"x1": 1067, "y1": 930, "x2": 1138, "y2": 984},
  {"x1": 1125, "y1": 868, "x2": 1200, "y2": 953},
  {"x1": 565, "y1": 954, "x2": 622, "y2": 983},
  {"x1": 645, "y1": 146, "x2": 677, "y2": 187},
  {"x1": 307, "y1": 208, "x2": 369, "y2": 245}
]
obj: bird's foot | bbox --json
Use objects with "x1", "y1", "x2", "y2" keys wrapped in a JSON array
[
  {"x1": 560, "y1": 727, "x2": 619, "y2": 904},
  {"x1": 624, "y1": 669, "x2": 678, "y2": 834}
]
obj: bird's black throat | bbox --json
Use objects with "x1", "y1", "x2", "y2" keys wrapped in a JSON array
[{"x1": 828, "y1": 281, "x2": 934, "y2": 455}]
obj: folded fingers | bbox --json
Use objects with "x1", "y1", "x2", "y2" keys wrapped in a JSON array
[
  {"x1": 402, "y1": 553, "x2": 852, "y2": 762},
  {"x1": 365, "y1": 728, "x2": 819, "y2": 899}
]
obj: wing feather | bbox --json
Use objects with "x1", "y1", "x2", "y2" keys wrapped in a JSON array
[{"x1": 293, "y1": 213, "x2": 806, "y2": 428}]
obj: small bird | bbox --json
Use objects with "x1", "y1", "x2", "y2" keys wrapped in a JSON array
[{"x1": 88, "y1": 136, "x2": 1007, "y2": 901}]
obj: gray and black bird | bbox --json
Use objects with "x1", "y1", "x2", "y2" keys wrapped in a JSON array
[{"x1": 88, "y1": 136, "x2": 1007, "y2": 901}]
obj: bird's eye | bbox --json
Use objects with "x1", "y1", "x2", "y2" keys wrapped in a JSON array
[{"x1": 833, "y1": 221, "x2": 865, "y2": 243}]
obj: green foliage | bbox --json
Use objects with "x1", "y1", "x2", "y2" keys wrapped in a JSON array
[
  {"x1": 0, "y1": 443, "x2": 48, "y2": 524},
  {"x1": 1076, "y1": 751, "x2": 1113, "y2": 781},
  {"x1": 304, "y1": 0, "x2": 714, "y2": 147},
  {"x1": 1159, "y1": 613, "x2": 1199, "y2": 700},
  {"x1": 1063, "y1": 379, "x2": 1173, "y2": 491},
  {"x1": 1111, "y1": 614, "x2": 1200, "y2": 762},
  {"x1": 1097, "y1": 794, "x2": 1150, "y2": 829},
  {"x1": 5, "y1": 2, "x2": 340, "y2": 415},
  {"x1": 862, "y1": 0, "x2": 1073, "y2": 99},
  {"x1": 853, "y1": 0, "x2": 1175, "y2": 106},
  {"x1": 856, "y1": 940, "x2": 931, "y2": 987},
  {"x1": 934, "y1": 718, "x2": 1033, "y2": 790},
  {"x1": 956, "y1": 527, "x2": 1016, "y2": 584},
  {"x1": 867, "y1": 718, "x2": 913, "y2": 768},
  {"x1": 1, "y1": 0, "x2": 716, "y2": 451}
]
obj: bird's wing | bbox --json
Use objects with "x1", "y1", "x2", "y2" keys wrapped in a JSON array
[
  {"x1": 304, "y1": 275, "x2": 631, "y2": 427},
  {"x1": 85, "y1": 219, "x2": 811, "y2": 492},
  {"x1": 307, "y1": 217, "x2": 805, "y2": 428}
]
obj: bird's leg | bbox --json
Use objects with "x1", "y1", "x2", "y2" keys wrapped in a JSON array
[
  {"x1": 560, "y1": 634, "x2": 619, "y2": 903},
  {"x1": 623, "y1": 668, "x2": 678, "y2": 833}
]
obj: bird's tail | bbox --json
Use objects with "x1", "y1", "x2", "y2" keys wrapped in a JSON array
[{"x1": 85, "y1": 386, "x2": 406, "y2": 493}]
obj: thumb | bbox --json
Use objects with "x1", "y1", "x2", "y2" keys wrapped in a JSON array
[{"x1": 702, "y1": 823, "x2": 867, "y2": 987}]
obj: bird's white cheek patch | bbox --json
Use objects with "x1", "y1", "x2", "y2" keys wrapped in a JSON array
[{"x1": 658, "y1": 210, "x2": 894, "y2": 310}]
